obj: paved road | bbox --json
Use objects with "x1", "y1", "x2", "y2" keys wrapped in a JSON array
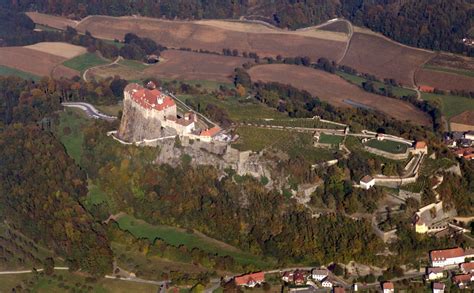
[{"x1": 62, "y1": 102, "x2": 117, "y2": 121}]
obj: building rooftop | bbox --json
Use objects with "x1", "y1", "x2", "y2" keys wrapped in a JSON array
[
  {"x1": 312, "y1": 269, "x2": 328, "y2": 275},
  {"x1": 415, "y1": 202, "x2": 456, "y2": 228},
  {"x1": 200, "y1": 126, "x2": 221, "y2": 137},
  {"x1": 235, "y1": 272, "x2": 265, "y2": 286},
  {"x1": 452, "y1": 273, "x2": 473, "y2": 283},
  {"x1": 360, "y1": 175, "x2": 374, "y2": 184},
  {"x1": 430, "y1": 247, "x2": 464, "y2": 261},
  {"x1": 415, "y1": 141, "x2": 427, "y2": 149},
  {"x1": 433, "y1": 282, "x2": 445, "y2": 290},
  {"x1": 125, "y1": 83, "x2": 175, "y2": 111},
  {"x1": 382, "y1": 281, "x2": 394, "y2": 289},
  {"x1": 427, "y1": 267, "x2": 444, "y2": 274}
]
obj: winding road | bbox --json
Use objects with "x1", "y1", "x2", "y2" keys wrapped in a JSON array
[{"x1": 62, "y1": 102, "x2": 117, "y2": 121}]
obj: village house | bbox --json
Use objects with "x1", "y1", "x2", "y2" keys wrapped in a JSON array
[
  {"x1": 430, "y1": 247, "x2": 465, "y2": 268},
  {"x1": 360, "y1": 175, "x2": 375, "y2": 190},
  {"x1": 461, "y1": 262, "x2": 474, "y2": 274},
  {"x1": 234, "y1": 272, "x2": 265, "y2": 287},
  {"x1": 454, "y1": 147, "x2": 474, "y2": 160},
  {"x1": 419, "y1": 85, "x2": 435, "y2": 93},
  {"x1": 198, "y1": 126, "x2": 221, "y2": 142},
  {"x1": 282, "y1": 271, "x2": 294, "y2": 283},
  {"x1": 426, "y1": 267, "x2": 444, "y2": 280},
  {"x1": 293, "y1": 270, "x2": 307, "y2": 285},
  {"x1": 432, "y1": 282, "x2": 445, "y2": 293},
  {"x1": 452, "y1": 273, "x2": 474, "y2": 288},
  {"x1": 382, "y1": 281, "x2": 394, "y2": 293},
  {"x1": 311, "y1": 269, "x2": 328, "y2": 281},
  {"x1": 412, "y1": 141, "x2": 428, "y2": 155},
  {"x1": 413, "y1": 201, "x2": 456, "y2": 234}
]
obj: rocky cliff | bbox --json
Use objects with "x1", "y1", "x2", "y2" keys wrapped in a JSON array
[{"x1": 117, "y1": 93, "x2": 164, "y2": 142}]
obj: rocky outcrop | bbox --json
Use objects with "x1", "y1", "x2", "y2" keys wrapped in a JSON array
[{"x1": 117, "y1": 96, "x2": 165, "y2": 142}]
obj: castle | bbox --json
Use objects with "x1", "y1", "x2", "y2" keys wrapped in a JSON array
[{"x1": 117, "y1": 82, "x2": 205, "y2": 143}]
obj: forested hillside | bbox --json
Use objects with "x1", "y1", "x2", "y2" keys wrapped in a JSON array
[
  {"x1": 0, "y1": 76, "x2": 113, "y2": 276},
  {"x1": 2, "y1": 0, "x2": 473, "y2": 56}
]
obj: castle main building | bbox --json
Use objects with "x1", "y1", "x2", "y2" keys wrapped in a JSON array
[{"x1": 117, "y1": 82, "x2": 196, "y2": 142}]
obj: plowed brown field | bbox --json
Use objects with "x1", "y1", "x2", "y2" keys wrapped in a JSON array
[
  {"x1": 248, "y1": 64, "x2": 431, "y2": 125},
  {"x1": 143, "y1": 50, "x2": 250, "y2": 82},
  {"x1": 26, "y1": 12, "x2": 77, "y2": 30},
  {"x1": 416, "y1": 69, "x2": 474, "y2": 92},
  {"x1": 341, "y1": 32, "x2": 433, "y2": 86},
  {"x1": 0, "y1": 47, "x2": 79, "y2": 77}
]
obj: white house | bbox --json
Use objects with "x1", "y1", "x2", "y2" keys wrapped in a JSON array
[
  {"x1": 430, "y1": 247, "x2": 465, "y2": 268},
  {"x1": 360, "y1": 175, "x2": 375, "y2": 190},
  {"x1": 426, "y1": 267, "x2": 444, "y2": 280},
  {"x1": 311, "y1": 269, "x2": 328, "y2": 281},
  {"x1": 432, "y1": 282, "x2": 445, "y2": 293},
  {"x1": 321, "y1": 279, "x2": 333, "y2": 288}
]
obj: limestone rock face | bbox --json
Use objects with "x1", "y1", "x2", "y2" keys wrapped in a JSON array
[{"x1": 117, "y1": 92, "x2": 163, "y2": 142}]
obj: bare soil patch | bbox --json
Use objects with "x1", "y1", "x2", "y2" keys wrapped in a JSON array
[
  {"x1": 24, "y1": 42, "x2": 87, "y2": 59},
  {"x1": 415, "y1": 69, "x2": 474, "y2": 92},
  {"x1": 0, "y1": 47, "x2": 69, "y2": 77},
  {"x1": 143, "y1": 50, "x2": 250, "y2": 82},
  {"x1": 341, "y1": 32, "x2": 433, "y2": 86},
  {"x1": 317, "y1": 20, "x2": 350, "y2": 34},
  {"x1": 451, "y1": 110, "x2": 474, "y2": 125},
  {"x1": 51, "y1": 65, "x2": 80, "y2": 79},
  {"x1": 73, "y1": 15, "x2": 347, "y2": 62},
  {"x1": 248, "y1": 64, "x2": 431, "y2": 125},
  {"x1": 26, "y1": 12, "x2": 77, "y2": 30}
]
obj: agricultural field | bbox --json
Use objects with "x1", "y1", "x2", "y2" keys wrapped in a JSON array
[
  {"x1": 63, "y1": 52, "x2": 109, "y2": 73},
  {"x1": 365, "y1": 139, "x2": 408, "y2": 154},
  {"x1": 450, "y1": 111, "x2": 474, "y2": 132},
  {"x1": 24, "y1": 42, "x2": 86, "y2": 59},
  {"x1": 248, "y1": 64, "x2": 431, "y2": 125},
  {"x1": 318, "y1": 133, "x2": 344, "y2": 145},
  {"x1": 232, "y1": 126, "x2": 335, "y2": 163},
  {"x1": 422, "y1": 93, "x2": 474, "y2": 120},
  {"x1": 337, "y1": 71, "x2": 417, "y2": 97},
  {"x1": 29, "y1": 12, "x2": 348, "y2": 62},
  {"x1": 341, "y1": 32, "x2": 433, "y2": 86},
  {"x1": 115, "y1": 214, "x2": 270, "y2": 268},
  {"x1": 415, "y1": 68, "x2": 474, "y2": 92},
  {"x1": 317, "y1": 20, "x2": 350, "y2": 34},
  {"x1": 0, "y1": 46, "x2": 79, "y2": 78},
  {"x1": 26, "y1": 12, "x2": 78, "y2": 30},
  {"x1": 0, "y1": 65, "x2": 39, "y2": 80}
]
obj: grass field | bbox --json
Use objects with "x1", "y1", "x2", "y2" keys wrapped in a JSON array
[
  {"x1": 0, "y1": 65, "x2": 40, "y2": 80},
  {"x1": 103, "y1": 39, "x2": 125, "y2": 48},
  {"x1": 365, "y1": 139, "x2": 408, "y2": 154},
  {"x1": 116, "y1": 214, "x2": 271, "y2": 268},
  {"x1": 54, "y1": 108, "x2": 91, "y2": 163},
  {"x1": 232, "y1": 126, "x2": 335, "y2": 163},
  {"x1": 318, "y1": 133, "x2": 344, "y2": 145},
  {"x1": 246, "y1": 118, "x2": 345, "y2": 129},
  {"x1": 63, "y1": 52, "x2": 109, "y2": 73},
  {"x1": 337, "y1": 71, "x2": 416, "y2": 97},
  {"x1": 422, "y1": 93, "x2": 474, "y2": 120},
  {"x1": 176, "y1": 94, "x2": 287, "y2": 122},
  {"x1": 35, "y1": 24, "x2": 61, "y2": 32},
  {"x1": 118, "y1": 59, "x2": 149, "y2": 71},
  {"x1": 423, "y1": 65, "x2": 474, "y2": 78},
  {"x1": 96, "y1": 103, "x2": 122, "y2": 116}
]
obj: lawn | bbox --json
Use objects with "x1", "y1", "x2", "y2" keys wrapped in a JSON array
[
  {"x1": 365, "y1": 139, "x2": 408, "y2": 154},
  {"x1": 115, "y1": 214, "x2": 272, "y2": 268},
  {"x1": 337, "y1": 71, "x2": 417, "y2": 97},
  {"x1": 102, "y1": 39, "x2": 125, "y2": 49},
  {"x1": 247, "y1": 118, "x2": 345, "y2": 129},
  {"x1": 118, "y1": 59, "x2": 149, "y2": 71},
  {"x1": 422, "y1": 92, "x2": 474, "y2": 120},
  {"x1": 318, "y1": 133, "x2": 344, "y2": 145},
  {"x1": 54, "y1": 108, "x2": 91, "y2": 164},
  {"x1": 63, "y1": 52, "x2": 109, "y2": 73},
  {"x1": 0, "y1": 65, "x2": 40, "y2": 80},
  {"x1": 164, "y1": 79, "x2": 234, "y2": 91},
  {"x1": 176, "y1": 94, "x2": 288, "y2": 122},
  {"x1": 232, "y1": 126, "x2": 335, "y2": 163},
  {"x1": 96, "y1": 103, "x2": 123, "y2": 116},
  {"x1": 423, "y1": 65, "x2": 474, "y2": 78}
]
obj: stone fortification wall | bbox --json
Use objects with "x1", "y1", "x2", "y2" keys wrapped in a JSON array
[{"x1": 117, "y1": 91, "x2": 167, "y2": 142}]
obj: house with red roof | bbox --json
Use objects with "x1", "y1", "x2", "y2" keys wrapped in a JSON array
[
  {"x1": 461, "y1": 262, "x2": 474, "y2": 274},
  {"x1": 452, "y1": 273, "x2": 474, "y2": 288},
  {"x1": 412, "y1": 141, "x2": 428, "y2": 155},
  {"x1": 430, "y1": 247, "x2": 465, "y2": 267},
  {"x1": 432, "y1": 282, "x2": 445, "y2": 293},
  {"x1": 426, "y1": 267, "x2": 444, "y2": 280},
  {"x1": 234, "y1": 272, "x2": 265, "y2": 287},
  {"x1": 382, "y1": 281, "x2": 394, "y2": 293}
]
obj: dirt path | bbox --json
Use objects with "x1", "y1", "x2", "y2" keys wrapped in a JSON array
[
  {"x1": 335, "y1": 19, "x2": 354, "y2": 64},
  {"x1": 83, "y1": 55, "x2": 122, "y2": 82}
]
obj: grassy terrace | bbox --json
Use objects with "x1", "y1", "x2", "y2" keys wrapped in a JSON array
[
  {"x1": 246, "y1": 118, "x2": 345, "y2": 129},
  {"x1": 337, "y1": 71, "x2": 417, "y2": 97},
  {"x1": 422, "y1": 92, "x2": 474, "y2": 120},
  {"x1": 0, "y1": 65, "x2": 39, "y2": 81},
  {"x1": 423, "y1": 64, "x2": 474, "y2": 78},
  {"x1": 116, "y1": 214, "x2": 272, "y2": 268},
  {"x1": 318, "y1": 133, "x2": 344, "y2": 145},
  {"x1": 232, "y1": 126, "x2": 335, "y2": 163},
  {"x1": 63, "y1": 52, "x2": 109, "y2": 73},
  {"x1": 365, "y1": 139, "x2": 408, "y2": 154},
  {"x1": 118, "y1": 59, "x2": 149, "y2": 71}
]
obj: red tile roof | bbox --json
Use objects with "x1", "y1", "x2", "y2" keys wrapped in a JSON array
[
  {"x1": 433, "y1": 282, "x2": 445, "y2": 290},
  {"x1": 360, "y1": 175, "x2": 374, "y2": 183},
  {"x1": 419, "y1": 85, "x2": 435, "y2": 93},
  {"x1": 415, "y1": 141, "x2": 427, "y2": 149},
  {"x1": 126, "y1": 83, "x2": 175, "y2": 111},
  {"x1": 200, "y1": 126, "x2": 221, "y2": 137},
  {"x1": 461, "y1": 262, "x2": 474, "y2": 272},
  {"x1": 234, "y1": 272, "x2": 265, "y2": 286},
  {"x1": 333, "y1": 287, "x2": 345, "y2": 293},
  {"x1": 430, "y1": 247, "x2": 465, "y2": 261},
  {"x1": 382, "y1": 282, "x2": 394, "y2": 289},
  {"x1": 452, "y1": 273, "x2": 473, "y2": 283}
]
